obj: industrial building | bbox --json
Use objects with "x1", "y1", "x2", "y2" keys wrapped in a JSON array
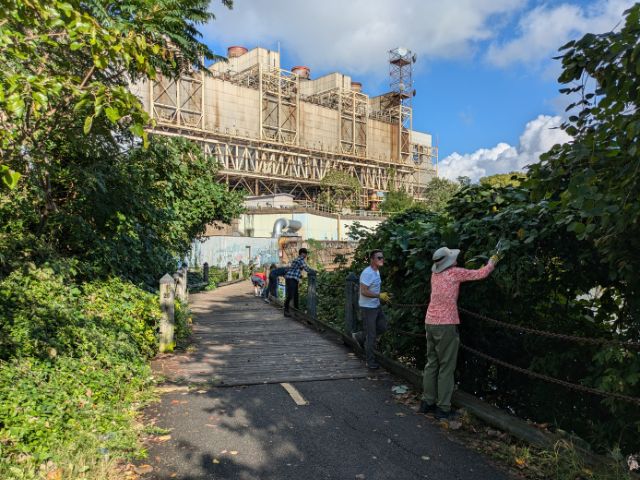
[{"x1": 133, "y1": 45, "x2": 437, "y2": 208}]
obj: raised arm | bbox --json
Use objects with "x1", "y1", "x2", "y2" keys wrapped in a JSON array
[{"x1": 450, "y1": 262, "x2": 495, "y2": 282}]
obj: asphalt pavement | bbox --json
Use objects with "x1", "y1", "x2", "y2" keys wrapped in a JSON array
[{"x1": 142, "y1": 376, "x2": 511, "y2": 480}]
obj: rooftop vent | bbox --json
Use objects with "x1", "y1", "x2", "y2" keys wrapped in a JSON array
[
  {"x1": 227, "y1": 46, "x2": 248, "y2": 58},
  {"x1": 291, "y1": 66, "x2": 311, "y2": 79}
]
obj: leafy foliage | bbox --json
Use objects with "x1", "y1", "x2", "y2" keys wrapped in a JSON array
[
  {"x1": 421, "y1": 176, "x2": 461, "y2": 211},
  {"x1": 318, "y1": 170, "x2": 361, "y2": 210},
  {"x1": 0, "y1": 136, "x2": 244, "y2": 285},
  {"x1": 529, "y1": 3, "x2": 640, "y2": 291},
  {"x1": 0, "y1": 266, "x2": 161, "y2": 477},
  {"x1": 380, "y1": 187, "x2": 415, "y2": 213},
  {"x1": 0, "y1": 0, "x2": 231, "y2": 191}
]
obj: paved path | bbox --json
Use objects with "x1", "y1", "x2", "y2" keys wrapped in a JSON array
[{"x1": 144, "y1": 281, "x2": 510, "y2": 480}]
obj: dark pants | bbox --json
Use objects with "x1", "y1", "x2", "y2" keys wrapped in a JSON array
[
  {"x1": 264, "y1": 272, "x2": 278, "y2": 298},
  {"x1": 354, "y1": 306, "x2": 387, "y2": 366},
  {"x1": 284, "y1": 278, "x2": 299, "y2": 313}
]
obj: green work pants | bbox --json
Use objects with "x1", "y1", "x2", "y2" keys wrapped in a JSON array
[{"x1": 422, "y1": 324, "x2": 460, "y2": 412}]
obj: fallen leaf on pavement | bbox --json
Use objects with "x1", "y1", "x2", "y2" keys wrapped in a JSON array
[
  {"x1": 134, "y1": 465, "x2": 154, "y2": 475},
  {"x1": 156, "y1": 435, "x2": 171, "y2": 442},
  {"x1": 449, "y1": 421, "x2": 462, "y2": 430}
]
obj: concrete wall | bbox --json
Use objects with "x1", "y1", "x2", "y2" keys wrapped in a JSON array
[
  {"x1": 203, "y1": 78, "x2": 260, "y2": 137},
  {"x1": 239, "y1": 211, "x2": 382, "y2": 241},
  {"x1": 299, "y1": 102, "x2": 340, "y2": 151}
]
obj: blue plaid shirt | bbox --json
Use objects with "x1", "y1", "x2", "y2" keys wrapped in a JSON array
[{"x1": 285, "y1": 256, "x2": 311, "y2": 282}]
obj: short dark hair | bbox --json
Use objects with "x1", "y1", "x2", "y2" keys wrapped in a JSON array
[
  {"x1": 369, "y1": 249, "x2": 383, "y2": 260},
  {"x1": 299, "y1": 248, "x2": 308, "y2": 255}
]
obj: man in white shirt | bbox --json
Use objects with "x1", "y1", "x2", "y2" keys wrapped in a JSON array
[{"x1": 352, "y1": 249, "x2": 390, "y2": 369}]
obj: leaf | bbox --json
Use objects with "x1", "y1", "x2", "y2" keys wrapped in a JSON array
[
  {"x1": 105, "y1": 107, "x2": 121, "y2": 123},
  {"x1": 83, "y1": 115, "x2": 93, "y2": 134}
]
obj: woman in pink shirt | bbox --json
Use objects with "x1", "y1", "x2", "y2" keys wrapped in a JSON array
[{"x1": 418, "y1": 246, "x2": 499, "y2": 420}]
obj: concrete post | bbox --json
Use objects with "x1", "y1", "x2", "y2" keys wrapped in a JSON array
[
  {"x1": 345, "y1": 272, "x2": 359, "y2": 335},
  {"x1": 159, "y1": 274, "x2": 175, "y2": 352},
  {"x1": 203, "y1": 262, "x2": 209, "y2": 284},
  {"x1": 307, "y1": 270, "x2": 317, "y2": 319},
  {"x1": 227, "y1": 262, "x2": 233, "y2": 282}
]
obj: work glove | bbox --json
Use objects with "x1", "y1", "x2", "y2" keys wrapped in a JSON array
[{"x1": 379, "y1": 292, "x2": 392, "y2": 304}]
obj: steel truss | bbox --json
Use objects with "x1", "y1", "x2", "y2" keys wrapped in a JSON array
[{"x1": 153, "y1": 126, "x2": 419, "y2": 204}]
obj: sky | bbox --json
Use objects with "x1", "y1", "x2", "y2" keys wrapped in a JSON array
[{"x1": 201, "y1": 0, "x2": 634, "y2": 182}]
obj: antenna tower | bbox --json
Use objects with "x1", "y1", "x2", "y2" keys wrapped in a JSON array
[{"x1": 389, "y1": 47, "x2": 417, "y2": 165}]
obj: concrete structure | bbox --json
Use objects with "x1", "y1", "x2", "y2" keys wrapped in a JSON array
[{"x1": 133, "y1": 46, "x2": 437, "y2": 207}]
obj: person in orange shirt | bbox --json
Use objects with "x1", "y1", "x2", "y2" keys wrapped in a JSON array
[{"x1": 250, "y1": 270, "x2": 267, "y2": 297}]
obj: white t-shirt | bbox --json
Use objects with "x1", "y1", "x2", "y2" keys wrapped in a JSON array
[{"x1": 359, "y1": 266, "x2": 381, "y2": 308}]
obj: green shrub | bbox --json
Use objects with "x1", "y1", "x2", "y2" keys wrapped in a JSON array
[
  {"x1": 0, "y1": 267, "x2": 161, "y2": 478},
  {"x1": 0, "y1": 267, "x2": 160, "y2": 362}
]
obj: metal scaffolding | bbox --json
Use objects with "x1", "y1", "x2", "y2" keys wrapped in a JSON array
[{"x1": 137, "y1": 48, "x2": 437, "y2": 207}]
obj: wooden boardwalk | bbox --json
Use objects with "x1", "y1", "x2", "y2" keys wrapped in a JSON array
[{"x1": 152, "y1": 280, "x2": 369, "y2": 386}]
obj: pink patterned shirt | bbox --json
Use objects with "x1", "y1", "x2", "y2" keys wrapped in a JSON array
[{"x1": 425, "y1": 263, "x2": 495, "y2": 325}]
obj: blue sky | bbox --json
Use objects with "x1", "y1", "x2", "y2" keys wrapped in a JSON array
[{"x1": 201, "y1": 0, "x2": 633, "y2": 181}]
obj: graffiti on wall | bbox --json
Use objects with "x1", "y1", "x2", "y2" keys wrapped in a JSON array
[{"x1": 189, "y1": 236, "x2": 280, "y2": 268}]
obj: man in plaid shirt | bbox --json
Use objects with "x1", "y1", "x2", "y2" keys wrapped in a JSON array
[{"x1": 284, "y1": 248, "x2": 312, "y2": 317}]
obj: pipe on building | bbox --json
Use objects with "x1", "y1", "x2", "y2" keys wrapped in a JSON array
[{"x1": 272, "y1": 218, "x2": 302, "y2": 238}]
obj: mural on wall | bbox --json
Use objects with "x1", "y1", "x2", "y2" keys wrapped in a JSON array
[{"x1": 189, "y1": 237, "x2": 280, "y2": 268}]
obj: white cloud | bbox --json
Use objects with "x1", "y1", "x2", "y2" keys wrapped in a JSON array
[
  {"x1": 437, "y1": 115, "x2": 571, "y2": 182},
  {"x1": 206, "y1": 0, "x2": 524, "y2": 79},
  {"x1": 486, "y1": 0, "x2": 634, "y2": 68}
]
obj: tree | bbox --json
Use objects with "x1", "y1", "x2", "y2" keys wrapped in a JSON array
[
  {"x1": 379, "y1": 188, "x2": 415, "y2": 213},
  {"x1": 0, "y1": 0, "x2": 231, "y2": 200},
  {"x1": 479, "y1": 172, "x2": 525, "y2": 188},
  {"x1": 318, "y1": 170, "x2": 361, "y2": 210},
  {"x1": 528, "y1": 4, "x2": 640, "y2": 291},
  {"x1": 0, "y1": 0, "x2": 241, "y2": 283},
  {"x1": 422, "y1": 176, "x2": 460, "y2": 211}
]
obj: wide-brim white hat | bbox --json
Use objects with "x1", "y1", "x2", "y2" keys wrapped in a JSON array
[{"x1": 432, "y1": 247, "x2": 460, "y2": 273}]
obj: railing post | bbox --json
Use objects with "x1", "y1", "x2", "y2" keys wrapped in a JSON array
[
  {"x1": 345, "y1": 272, "x2": 359, "y2": 335},
  {"x1": 181, "y1": 262, "x2": 189, "y2": 302},
  {"x1": 173, "y1": 271, "x2": 181, "y2": 301},
  {"x1": 203, "y1": 262, "x2": 209, "y2": 284},
  {"x1": 159, "y1": 273, "x2": 175, "y2": 352},
  {"x1": 307, "y1": 270, "x2": 317, "y2": 319},
  {"x1": 227, "y1": 261, "x2": 233, "y2": 282}
]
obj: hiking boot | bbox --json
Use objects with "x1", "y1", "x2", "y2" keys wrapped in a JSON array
[
  {"x1": 435, "y1": 407, "x2": 459, "y2": 421},
  {"x1": 283, "y1": 311, "x2": 291, "y2": 317},
  {"x1": 418, "y1": 401, "x2": 437, "y2": 415}
]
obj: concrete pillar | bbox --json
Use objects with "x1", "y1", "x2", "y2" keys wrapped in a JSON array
[{"x1": 159, "y1": 274, "x2": 175, "y2": 352}]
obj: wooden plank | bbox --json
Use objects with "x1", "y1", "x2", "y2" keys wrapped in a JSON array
[{"x1": 159, "y1": 281, "x2": 369, "y2": 386}]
